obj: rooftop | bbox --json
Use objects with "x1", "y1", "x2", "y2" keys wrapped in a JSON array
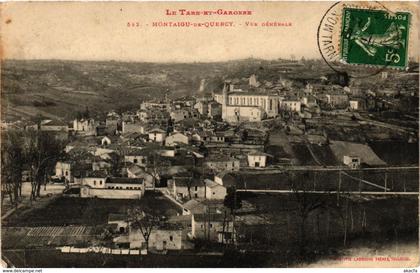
[{"x1": 106, "y1": 177, "x2": 144, "y2": 185}]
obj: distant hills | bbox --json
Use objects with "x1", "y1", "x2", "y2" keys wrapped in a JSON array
[{"x1": 2, "y1": 58, "x2": 417, "y2": 122}]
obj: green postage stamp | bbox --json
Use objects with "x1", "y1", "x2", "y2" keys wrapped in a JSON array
[{"x1": 340, "y1": 7, "x2": 410, "y2": 69}]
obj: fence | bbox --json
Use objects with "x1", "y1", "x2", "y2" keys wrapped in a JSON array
[{"x1": 57, "y1": 246, "x2": 147, "y2": 255}]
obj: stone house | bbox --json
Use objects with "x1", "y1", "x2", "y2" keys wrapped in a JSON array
[{"x1": 165, "y1": 132, "x2": 189, "y2": 146}]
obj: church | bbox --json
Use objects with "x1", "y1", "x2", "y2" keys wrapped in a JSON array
[{"x1": 213, "y1": 81, "x2": 281, "y2": 123}]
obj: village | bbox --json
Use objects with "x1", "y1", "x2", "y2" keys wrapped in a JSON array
[{"x1": 1, "y1": 60, "x2": 419, "y2": 267}]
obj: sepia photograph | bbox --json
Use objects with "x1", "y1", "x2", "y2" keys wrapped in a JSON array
[{"x1": 0, "y1": 0, "x2": 419, "y2": 269}]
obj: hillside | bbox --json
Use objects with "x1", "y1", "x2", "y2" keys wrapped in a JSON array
[
  {"x1": 3, "y1": 58, "x2": 410, "y2": 122},
  {"x1": 1, "y1": 60, "x2": 231, "y2": 121}
]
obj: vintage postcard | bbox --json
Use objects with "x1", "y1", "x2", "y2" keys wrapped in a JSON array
[{"x1": 0, "y1": 1, "x2": 419, "y2": 269}]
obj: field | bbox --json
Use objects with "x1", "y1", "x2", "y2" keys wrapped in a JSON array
[
  {"x1": 235, "y1": 168, "x2": 419, "y2": 192},
  {"x1": 3, "y1": 193, "x2": 418, "y2": 267},
  {"x1": 2, "y1": 226, "x2": 97, "y2": 249},
  {"x1": 236, "y1": 192, "x2": 419, "y2": 254},
  {"x1": 368, "y1": 141, "x2": 419, "y2": 166},
  {"x1": 4, "y1": 191, "x2": 182, "y2": 227}
]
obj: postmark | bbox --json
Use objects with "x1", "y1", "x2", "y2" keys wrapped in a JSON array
[
  {"x1": 317, "y1": 2, "x2": 412, "y2": 77},
  {"x1": 340, "y1": 8, "x2": 410, "y2": 70}
]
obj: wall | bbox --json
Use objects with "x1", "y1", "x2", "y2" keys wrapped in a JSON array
[
  {"x1": 148, "y1": 132, "x2": 166, "y2": 142},
  {"x1": 82, "y1": 177, "x2": 106, "y2": 188},
  {"x1": 281, "y1": 101, "x2": 301, "y2": 112},
  {"x1": 193, "y1": 218, "x2": 234, "y2": 242},
  {"x1": 223, "y1": 106, "x2": 263, "y2": 122},
  {"x1": 174, "y1": 185, "x2": 206, "y2": 199},
  {"x1": 204, "y1": 160, "x2": 240, "y2": 172},
  {"x1": 81, "y1": 187, "x2": 142, "y2": 199},
  {"x1": 125, "y1": 155, "x2": 147, "y2": 166},
  {"x1": 122, "y1": 122, "x2": 146, "y2": 134},
  {"x1": 205, "y1": 185, "x2": 227, "y2": 200}
]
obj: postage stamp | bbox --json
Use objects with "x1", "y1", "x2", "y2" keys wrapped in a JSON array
[{"x1": 340, "y1": 8, "x2": 411, "y2": 69}]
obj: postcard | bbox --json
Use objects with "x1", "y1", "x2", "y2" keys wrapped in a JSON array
[{"x1": 0, "y1": 0, "x2": 419, "y2": 269}]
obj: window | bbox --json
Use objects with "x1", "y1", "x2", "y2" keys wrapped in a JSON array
[
  {"x1": 194, "y1": 186, "x2": 198, "y2": 191},
  {"x1": 65, "y1": 171, "x2": 68, "y2": 176},
  {"x1": 93, "y1": 180, "x2": 96, "y2": 186},
  {"x1": 133, "y1": 159, "x2": 138, "y2": 163},
  {"x1": 210, "y1": 224, "x2": 213, "y2": 228},
  {"x1": 169, "y1": 235, "x2": 173, "y2": 241},
  {"x1": 213, "y1": 192, "x2": 215, "y2": 195},
  {"x1": 99, "y1": 181, "x2": 102, "y2": 185}
]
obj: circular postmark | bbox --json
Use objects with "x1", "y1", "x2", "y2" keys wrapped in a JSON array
[{"x1": 317, "y1": 1, "x2": 410, "y2": 79}]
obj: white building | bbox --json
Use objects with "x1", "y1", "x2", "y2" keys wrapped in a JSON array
[
  {"x1": 147, "y1": 128, "x2": 167, "y2": 143},
  {"x1": 280, "y1": 100, "x2": 301, "y2": 112},
  {"x1": 73, "y1": 118, "x2": 96, "y2": 136},
  {"x1": 191, "y1": 213, "x2": 234, "y2": 243},
  {"x1": 214, "y1": 82, "x2": 280, "y2": 123},
  {"x1": 247, "y1": 152, "x2": 271, "y2": 168},
  {"x1": 168, "y1": 177, "x2": 227, "y2": 200},
  {"x1": 194, "y1": 101, "x2": 209, "y2": 116},
  {"x1": 124, "y1": 150, "x2": 148, "y2": 167},
  {"x1": 343, "y1": 155, "x2": 361, "y2": 169},
  {"x1": 55, "y1": 161, "x2": 72, "y2": 182},
  {"x1": 80, "y1": 177, "x2": 145, "y2": 199},
  {"x1": 122, "y1": 121, "x2": 147, "y2": 135},
  {"x1": 165, "y1": 132, "x2": 189, "y2": 146}
]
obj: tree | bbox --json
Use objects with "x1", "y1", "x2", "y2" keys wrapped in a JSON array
[
  {"x1": 240, "y1": 129, "x2": 249, "y2": 142},
  {"x1": 223, "y1": 185, "x2": 242, "y2": 245},
  {"x1": 289, "y1": 172, "x2": 326, "y2": 254},
  {"x1": 75, "y1": 106, "x2": 90, "y2": 120},
  {"x1": 145, "y1": 152, "x2": 161, "y2": 189},
  {"x1": 108, "y1": 152, "x2": 122, "y2": 177},
  {"x1": 25, "y1": 131, "x2": 64, "y2": 200},
  {"x1": 1, "y1": 131, "x2": 24, "y2": 207},
  {"x1": 127, "y1": 208, "x2": 159, "y2": 251},
  {"x1": 223, "y1": 186, "x2": 242, "y2": 213}
]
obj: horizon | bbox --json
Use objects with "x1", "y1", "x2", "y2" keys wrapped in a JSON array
[{"x1": 1, "y1": 56, "x2": 324, "y2": 63}]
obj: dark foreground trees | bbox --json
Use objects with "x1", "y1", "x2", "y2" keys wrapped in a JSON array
[
  {"x1": 26, "y1": 131, "x2": 64, "y2": 200},
  {"x1": 1, "y1": 130, "x2": 64, "y2": 207},
  {"x1": 1, "y1": 131, "x2": 24, "y2": 207}
]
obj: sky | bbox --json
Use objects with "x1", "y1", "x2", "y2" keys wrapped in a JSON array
[{"x1": 1, "y1": 1, "x2": 419, "y2": 62}]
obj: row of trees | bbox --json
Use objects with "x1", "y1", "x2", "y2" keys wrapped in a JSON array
[{"x1": 1, "y1": 130, "x2": 64, "y2": 207}]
